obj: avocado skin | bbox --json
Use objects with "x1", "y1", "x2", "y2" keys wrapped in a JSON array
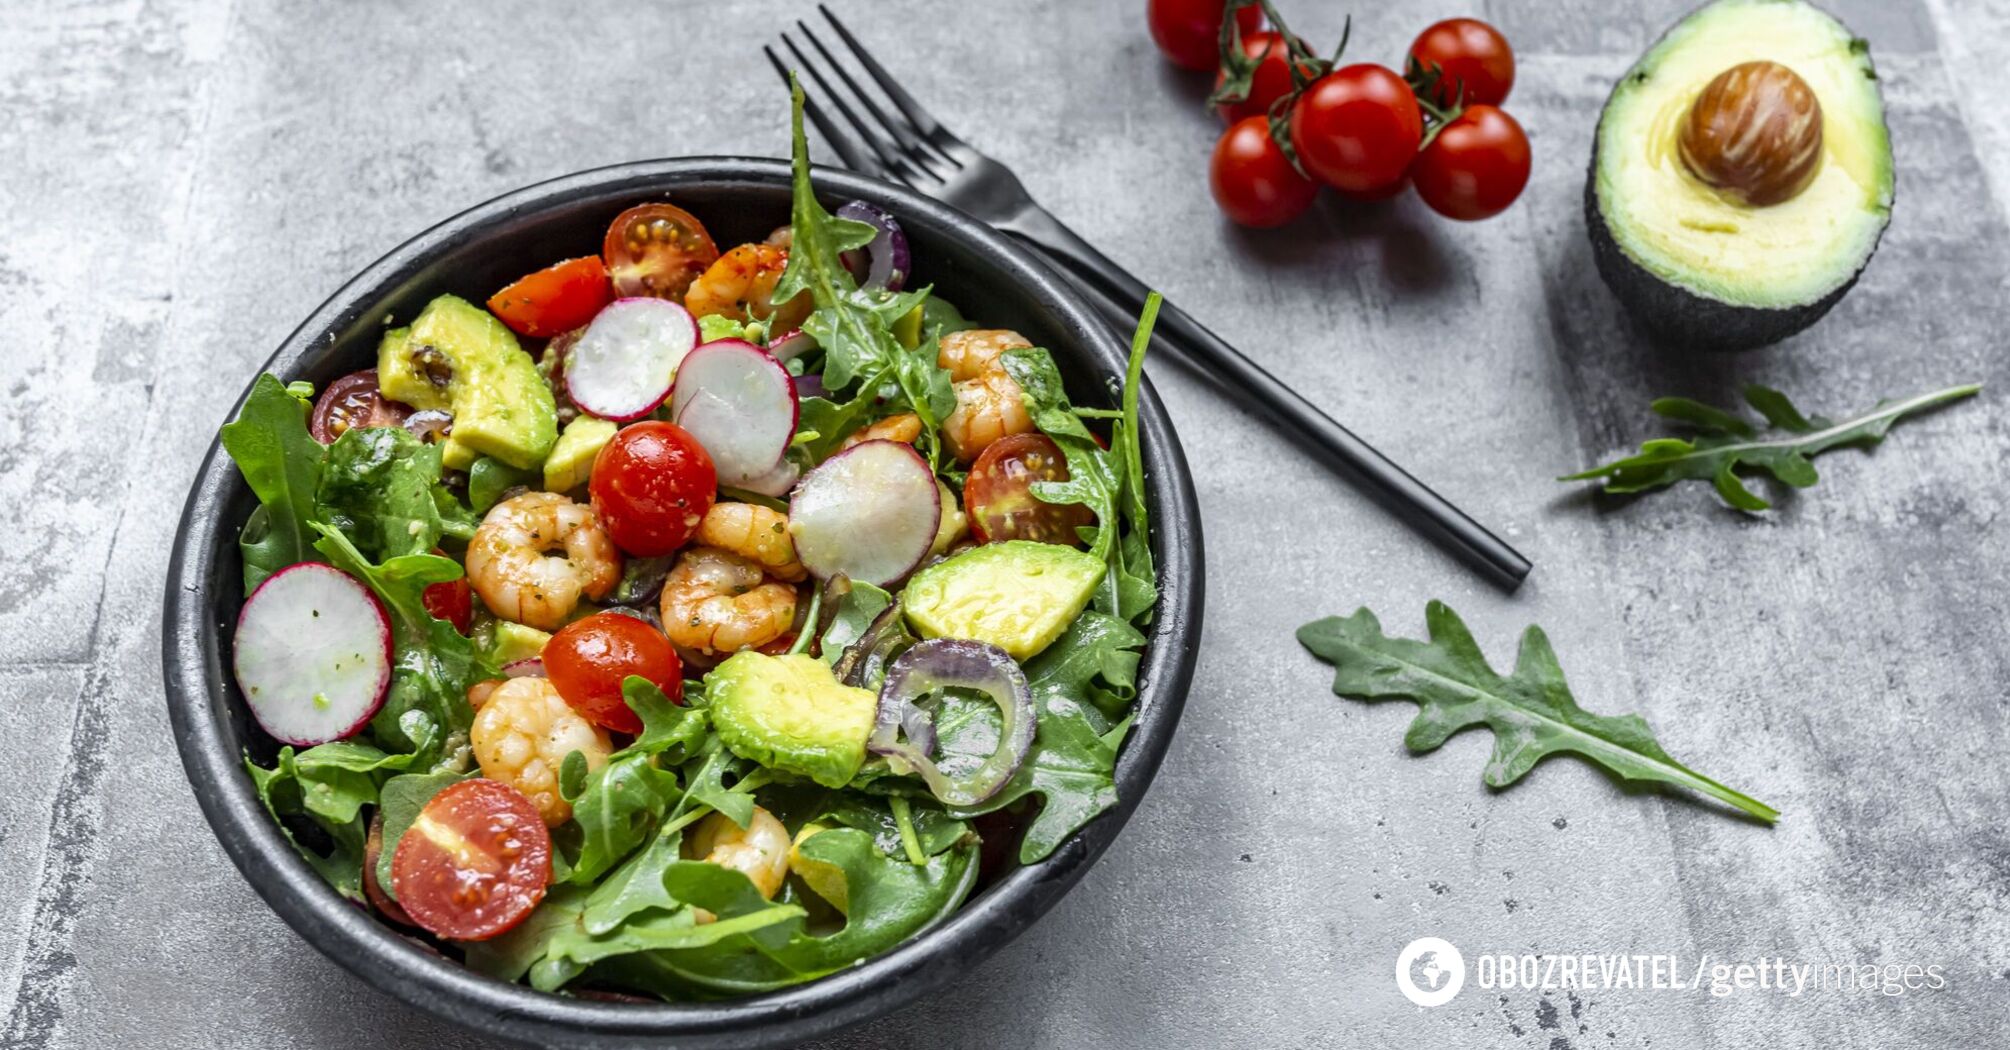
[{"x1": 1582, "y1": 160, "x2": 1880, "y2": 353}]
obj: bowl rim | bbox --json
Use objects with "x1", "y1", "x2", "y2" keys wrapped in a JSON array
[{"x1": 162, "y1": 155, "x2": 1204, "y2": 1048}]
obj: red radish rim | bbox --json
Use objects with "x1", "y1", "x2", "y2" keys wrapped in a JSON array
[
  {"x1": 232, "y1": 562, "x2": 394, "y2": 746},
  {"x1": 669, "y1": 339, "x2": 801, "y2": 482},
  {"x1": 789, "y1": 439, "x2": 942, "y2": 586}
]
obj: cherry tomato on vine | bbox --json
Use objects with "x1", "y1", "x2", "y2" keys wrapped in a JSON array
[
  {"x1": 309, "y1": 370, "x2": 411, "y2": 445},
  {"x1": 546, "y1": 612, "x2": 683, "y2": 734},
  {"x1": 1410, "y1": 104, "x2": 1531, "y2": 221},
  {"x1": 602, "y1": 203, "x2": 718, "y2": 301},
  {"x1": 1147, "y1": 0, "x2": 1261, "y2": 72},
  {"x1": 589, "y1": 421, "x2": 717, "y2": 557},
  {"x1": 487, "y1": 256, "x2": 613, "y2": 338},
  {"x1": 1288, "y1": 64, "x2": 1422, "y2": 196},
  {"x1": 390, "y1": 778, "x2": 551, "y2": 941},
  {"x1": 1209, "y1": 116, "x2": 1320, "y2": 229},
  {"x1": 965, "y1": 433, "x2": 1097, "y2": 546},
  {"x1": 1408, "y1": 18, "x2": 1515, "y2": 108},
  {"x1": 1213, "y1": 30, "x2": 1318, "y2": 124}
]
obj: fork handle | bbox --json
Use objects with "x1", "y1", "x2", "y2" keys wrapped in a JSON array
[{"x1": 998, "y1": 204, "x2": 1532, "y2": 590}]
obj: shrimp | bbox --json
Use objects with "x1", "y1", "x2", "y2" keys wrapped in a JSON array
[
  {"x1": 465, "y1": 492, "x2": 621, "y2": 631},
  {"x1": 937, "y1": 328, "x2": 1033, "y2": 382},
  {"x1": 658, "y1": 547, "x2": 798, "y2": 655},
  {"x1": 470, "y1": 677, "x2": 612, "y2": 827},
  {"x1": 686, "y1": 807, "x2": 790, "y2": 901},
  {"x1": 694, "y1": 501, "x2": 806, "y2": 582},
  {"x1": 683, "y1": 243, "x2": 811, "y2": 332},
  {"x1": 840, "y1": 412, "x2": 922, "y2": 450},
  {"x1": 943, "y1": 366, "x2": 1034, "y2": 462}
]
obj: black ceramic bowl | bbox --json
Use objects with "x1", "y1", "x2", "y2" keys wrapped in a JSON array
[{"x1": 163, "y1": 158, "x2": 1203, "y2": 1048}]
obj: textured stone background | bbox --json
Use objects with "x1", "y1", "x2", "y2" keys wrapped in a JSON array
[{"x1": 3, "y1": 0, "x2": 2007, "y2": 1047}]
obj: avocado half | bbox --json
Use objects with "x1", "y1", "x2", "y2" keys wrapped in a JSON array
[{"x1": 1586, "y1": 0, "x2": 1894, "y2": 352}]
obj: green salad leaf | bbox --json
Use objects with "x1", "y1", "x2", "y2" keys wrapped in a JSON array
[
  {"x1": 1297, "y1": 601, "x2": 1778, "y2": 823},
  {"x1": 318, "y1": 425, "x2": 473, "y2": 561},
  {"x1": 243, "y1": 740, "x2": 431, "y2": 899},
  {"x1": 774, "y1": 75, "x2": 955, "y2": 465},
  {"x1": 1563, "y1": 383, "x2": 1981, "y2": 512},
  {"x1": 220, "y1": 374, "x2": 326, "y2": 591}
]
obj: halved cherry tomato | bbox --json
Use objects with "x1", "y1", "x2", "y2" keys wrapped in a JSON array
[
  {"x1": 965, "y1": 433, "x2": 1095, "y2": 546},
  {"x1": 422, "y1": 577, "x2": 473, "y2": 634},
  {"x1": 309, "y1": 370, "x2": 411, "y2": 445},
  {"x1": 589, "y1": 421, "x2": 717, "y2": 557},
  {"x1": 1411, "y1": 104, "x2": 1531, "y2": 221},
  {"x1": 602, "y1": 203, "x2": 719, "y2": 301},
  {"x1": 1214, "y1": 31, "x2": 1317, "y2": 124},
  {"x1": 1147, "y1": 0, "x2": 1262, "y2": 72},
  {"x1": 1288, "y1": 64, "x2": 1423, "y2": 196},
  {"x1": 1210, "y1": 116, "x2": 1319, "y2": 229},
  {"x1": 545, "y1": 612, "x2": 682, "y2": 734},
  {"x1": 390, "y1": 778, "x2": 551, "y2": 941},
  {"x1": 487, "y1": 256, "x2": 614, "y2": 338},
  {"x1": 1408, "y1": 18, "x2": 1515, "y2": 108}
]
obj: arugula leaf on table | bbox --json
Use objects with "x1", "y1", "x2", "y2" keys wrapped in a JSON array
[
  {"x1": 310, "y1": 523, "x2": 489, "y2": 768},
  {"x1": 773, "y1": 75, "x2": 955, "y2": 465},
  {"x1": 220, "y1": 374, "x2": 326, "y2": 591},
  {"x1": 1562, "y1": 383, "x2": 1981, "y2": 512},
  {"x1": 1297, "y1": 601, "x2": 1779, "y2": 824},
  {"x1": 317, "y1": 425, "x2": 472, "y2": 561}
]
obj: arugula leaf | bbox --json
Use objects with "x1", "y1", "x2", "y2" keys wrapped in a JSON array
[
  {"x1": 244, "y1": 740, "x2": 427, "y2": 898},
  {"x1": 1297, "y1": 601, "x2": 1778, "y2": 823},
  {"x1": 774, "y1": 76, "x2": 954, "y2": 465},
  {"x1": 625, "y1": 677, "x2": 709, "y2": 758},
  {"x1": 220, "y1": 374, "x2": 326, "y2": 590},
  {"x1": 317, "y1": 426, "x2": 471, "y2": 561},
  {"x1": 566, "y1": 752, "x2": 682, "y2": 886},
  {"x1": 1562, "y1": 383, "x2": 1981, "y2": 512},
  {"x1": 310, "y1": 523, "x2": 487, "y2": 767},
  {"x1": 816, "y1": 579, "x2": 893, "y2": 666}
]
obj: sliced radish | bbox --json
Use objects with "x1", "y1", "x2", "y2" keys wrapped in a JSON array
[
  {"x1": 788, "y1": 440, "x2": 941, "y2": 586},
  {"x1": 768, "y1": 328, "x2": 817, "y2": 363},
  {"x1": 736, "y1": 458, "x2": 802, "y2": 499},
  {"x1": 233, "y1": 562, "x2": 393, "y2": 746},
  {"x1": 565, "y1": 298, "x2": 697, "y2": 422},
  {"x1": 670, "y1": 339, "x2": 799, "y2": 486}
]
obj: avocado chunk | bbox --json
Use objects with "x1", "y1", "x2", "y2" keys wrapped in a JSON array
[
  {"x1": 709, "y1": 652, "x2": 878, "y2": 788},
  {"x1": 484, "y1": 620, "x2": 551, "y2": 667},
  {"x1": 902, "y1": 541, "x2": 1104, "y2": 661},
  {"x1": 543, "y1": 416, "x2": 618, "y2": 494},
  {"x1": 1587, "y1": 0, "x2": 1892, "y2": 351},
  {"x1": 378, "y1": 295, "x2": 558, "y2": 469}
]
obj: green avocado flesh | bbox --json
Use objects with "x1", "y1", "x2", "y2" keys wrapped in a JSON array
[
  {"x1": 1589, "y1": 0, "x2": 1893, "y2": 348},
  {"x1": 903, "y1": 540, "x2": 1105, "y2": 661},
  {"x1": 378, "y1": 295, "x2": 558, "y2": 470},
  {"x1": 709, "y1": 652, "x2": 878, "y2": 788}
]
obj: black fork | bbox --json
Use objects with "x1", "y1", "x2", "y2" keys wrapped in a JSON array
[{"x1": 766, "y1": 7, "x2": 1531, "y2": 591}]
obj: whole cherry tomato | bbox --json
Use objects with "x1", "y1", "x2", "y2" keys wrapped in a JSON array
[
  {"x1": 1213, "y1": 30, "x2": 1317, "y2": 124},
  {"x1": 390, "y1": 778, "x2": 551, "y2": 941},
  {"x1": 589, "y1": 421, "x2": 717, "y2": 557},
  {"x1": 545, "y1": 612, "x2": 683, "y2": 735},
  {"x1": 1408, "y1": 18, "x2": 1515, "y2": 108},
  {"x1": 1147, "y1": 0, "x2": 1262, "y2": 72},
  {"x1": 1411, "y1": 104, "x2": 1531, "y2": 221},
  {"x1": 1209, "y1": 116, "x2": 1320, "y2": 228},
  {"x1": 602, "y1": 203, "x2": 719, "y2": 301},
  {"x1": 487, "y1": 256, "x2": 613, "y2": 338},
  {"x1": 1288, "y1": 64, "x2": 1423, "y2": 196}
]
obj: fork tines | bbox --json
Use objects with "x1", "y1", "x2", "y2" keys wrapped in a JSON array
[{"x1": 765, "y1": 5, "x2": 968, "y2": 189}]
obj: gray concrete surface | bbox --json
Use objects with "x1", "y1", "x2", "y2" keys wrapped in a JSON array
[{"x1": 4, "y1": 0, "x2": 2007, "y2": 1046}]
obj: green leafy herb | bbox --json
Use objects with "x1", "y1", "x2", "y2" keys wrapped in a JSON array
[
  {"x1": 1563, "y1": 383, "x2": 1981, "y2": 512},
  {"x1": 1297, "y1": 601, "x2": 1778, "y2": 823},
  {"x1": 317, "y1": 425, "x2": 473, "y2": 561},
  {"x1": 220, "y1": 374, "x2": 326, "y2": 590},
  {"x1": 244, "y1": 740, "x2": 433, "y2": 898},
  {"x1": 817, "y1": 578, "x2": 893, "y2": 666},
  {"x1": 774, "y1": 75, "x2": 955, "y2": 465}
]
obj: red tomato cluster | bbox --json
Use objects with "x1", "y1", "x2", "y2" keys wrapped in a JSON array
[{"x1": 1150, "y1": 2, "x2": 1531, "y2": 226}]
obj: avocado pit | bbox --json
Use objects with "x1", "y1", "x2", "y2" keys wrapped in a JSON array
[{"x1": 1678, "y1": 60, "x2": 1824, "y2": 207}]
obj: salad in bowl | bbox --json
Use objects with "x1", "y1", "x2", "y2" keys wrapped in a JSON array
[{"x1": 216, "y1": 92, "x2": 1162, "y2": 1001}]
